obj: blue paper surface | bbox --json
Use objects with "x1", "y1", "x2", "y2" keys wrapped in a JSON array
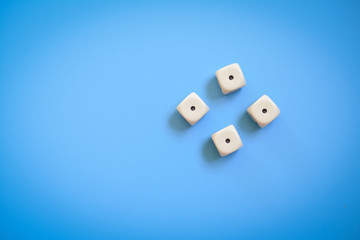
[{"x1": 0, "y1": 1, "x2": 359, "y2": 239}]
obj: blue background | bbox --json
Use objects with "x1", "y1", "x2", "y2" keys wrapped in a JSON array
[{"x1": 0, "y1": 0, "x2": 360, "y2": 239}]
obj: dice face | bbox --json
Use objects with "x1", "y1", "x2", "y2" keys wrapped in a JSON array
[
  {"x1": 247, "y1": 95, "x2": 280, "y2": 128},
  {"x1": 177, "y1": 92, "x2": 209, "y2": 125},
  {"x1": 215, "y1": 63, "x2": 246, "y2": 94},
  {"x1": 211, "y1": 125, "x2": 243, "y2": 157}
]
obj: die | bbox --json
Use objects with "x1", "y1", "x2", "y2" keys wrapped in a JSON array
[
  {"x1": 177, "y1": 92, "x2": 209, "y2": 125},
  {"x1": 211, "y1": 125, "x2": 243, "y2": 157},
  {"x1": 247, "y1": 95, "x2": 280, "y2": 128},
  {"x1": 215, "y1": 63, "x2": 246, "y2": 94}
]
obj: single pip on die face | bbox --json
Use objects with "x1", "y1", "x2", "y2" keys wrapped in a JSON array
[
  {"x1": 211, "y1": 125, "x2": 243, "y2": 157},
  {"x1": 177, "y1": 92, "x2": 209, "y2": 125},
  {"x1": 247, "y1": 95, "x2": 280, "y2": 128},
  {"x1": 216, "y1": 63, "x2": 246, "y2": 94}
]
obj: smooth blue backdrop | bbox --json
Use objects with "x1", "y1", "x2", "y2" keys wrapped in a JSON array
[{"x1": 1, "y1": 0, "x2": 360, "y2": 239}]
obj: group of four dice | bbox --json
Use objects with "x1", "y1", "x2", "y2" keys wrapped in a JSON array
[{"x1": 177, "y1": 63, "x2": 280, "y2": 157}]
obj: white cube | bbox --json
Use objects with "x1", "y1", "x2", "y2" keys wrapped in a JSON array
[
  {"x1": 215, "y1": 63, "x2": 246, "y2": 94},
  {"x1": 177, "y1": 92, "x2": 209, "y2": 125},
  {"x1": 211, "y1": 125, "x2": 243, "y2": 157},
  {"x1": 247, "y1": 95, "x2": 280, "y2": 128}
]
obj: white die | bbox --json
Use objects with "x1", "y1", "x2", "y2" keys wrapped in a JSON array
[
  {"x1": 247, "y1": 95, "x2": 280, "y2": 128},
  {"x1": 177, "y1": 92, "x2": 209, "y2": 125},
  {"x1": 211, "y1": 125, "x2": 243, "y2": 157},
  {"x1": 215, "y1": 63, "x2": 246, "y2": 94}
]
